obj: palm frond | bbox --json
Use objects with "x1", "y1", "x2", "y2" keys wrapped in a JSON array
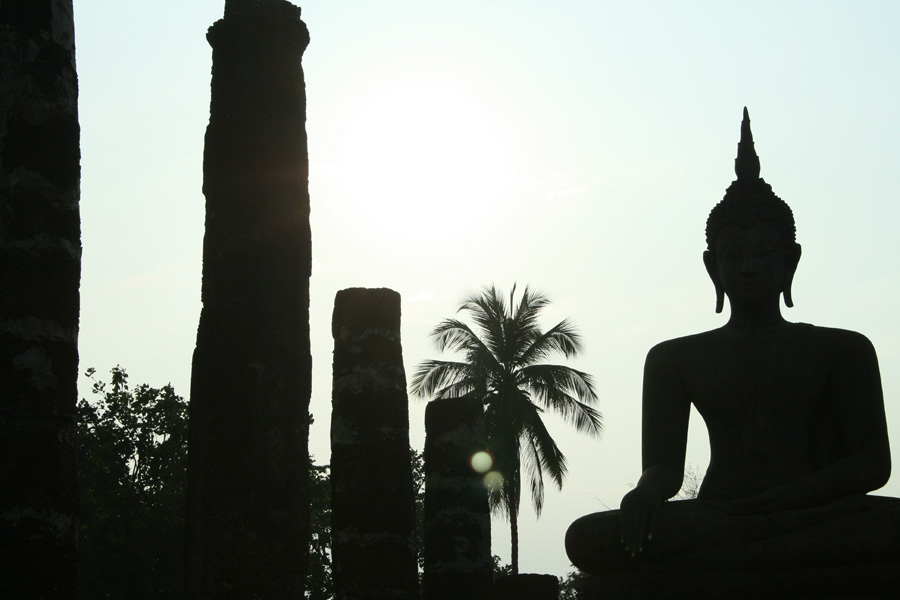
[
  {"x1": 504, "y1": 286, "x2": 550, "y2": 361},
  {"x1": 519, "y1": 415, "x2": 568, "y2": 517},
  {"x1": 519, "y1": 364, "x2": 603, "y2": 436},
  {"x1": 430, "y1": 319, "x2": 484, "y2": 354},
  {"x1": 525, "y1": 414, "x2": 568, "y2": 488},
  {"x1": 523, "y1": 435, "x2": 546, "y2": 516},
  {"x1": 409, "y1": 359, "x2": 471, "y2": 399},
  {"x1": 437, "y1": 378, "x2": 482, "y2": 400},
  {"x1": 412, "y1": 284, "x2": 603, "y2": 538},
  {"x1": 513, "y1": 286, "x2": 551, "y2": 329},
  {"x1": 518, "y1": 318, "x2": 584, "y2": 365},
  {"x1": 459, "y1": 285, "x2": 507, "y2": 357}
]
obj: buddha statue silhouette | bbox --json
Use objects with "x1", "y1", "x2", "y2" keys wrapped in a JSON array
[{"x1": 566, "y1": 109, "x2": 899, "y2": 578}]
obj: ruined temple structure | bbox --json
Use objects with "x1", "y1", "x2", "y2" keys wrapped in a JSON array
[
  {"x1": 331, "y1": 288, "x2": 419, "y2": 600},
  {"x1": 185, "y1": 0, "x2": 312, "y2": 597},
  {"x1": 0, "y1": 3, "x2": 81, "y2": 598},
  {"x1": 423, "y1": 397, "x2": 493, "y2": 600}
]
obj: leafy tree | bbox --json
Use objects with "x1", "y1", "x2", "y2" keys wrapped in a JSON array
[
  {"x1": 411, "y1": 285, "x2": 602, "y2": 573},
  {"x1": 307, "y1": 458, "x2": 333, "y2": 600},
  {"x1": 77, "y1": 366, "x2": 188, "y2": 600},
  {"x1": 78, "y1": 368, "x2": 337, "y2": 599},
  {"x1": 674, "y1": 463, "x2": 704, "y2": 500},
  {"x1": 492, "y1": 555, "x2": 513, "y2": 579},
  {"x1": 77, "y1": 367, "x2": 429, "y2": 599},
  {"x1": 411, "y1": 448, "x2": 425, "y2": 571},
  {"x1": 558, "y1": 568, "x2": 587, "y2": 599}
]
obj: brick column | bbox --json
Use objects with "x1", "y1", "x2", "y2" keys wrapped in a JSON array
[
  {"x1": 0, "y1": 2, "x2": 81, "y2": 597},
  {"x1": 185, "y1": 1, "x2": 311, "y2": 597},
  {"x1": 331, "y1": 288, "x2": 418, "y2": 600},
  {"x1": 423, "y1": 397, "x2": 492, "y2": 600}
]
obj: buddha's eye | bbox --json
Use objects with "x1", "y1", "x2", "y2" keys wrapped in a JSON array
[
  {"x1": 720, "y1": 246, "x2": 742, "y2": 261},
  {"x1": 752, "y1": 243, "x2": 779, "y2": 259}
]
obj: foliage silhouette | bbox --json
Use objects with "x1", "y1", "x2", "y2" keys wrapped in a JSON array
[
  {"x1": 77, "y1": 367, "x2": 188, "y2": 600},
  {"x1": 558, "y1": 568, "x2": 588, "y2": 599},
  {"x1": 411, "y1": 284, "x2": 602, "y2": 573},
  {"x1": 77, "y1": 368, "x2": 335, "y2": 599},
  {"x1": 674, "y1": 463, "x2": 703, "y2": 501},
  {"x1": 307, "y1": 453, "x2": 333, "y2": 599}
]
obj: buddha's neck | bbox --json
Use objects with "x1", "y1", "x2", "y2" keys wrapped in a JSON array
[{"x1": 725, "y1": 303, "x2": 788, "y2": 334}]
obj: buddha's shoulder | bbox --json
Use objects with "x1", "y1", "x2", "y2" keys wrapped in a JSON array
[
  {"x1": 648, "y1": 323, "x2": 875, "y2": 358},
  {"x1": 644, "y1": 330, "x2": 724, "y2": 365},
  {"x1": 797, "y1": 324, "x2": 877, "y2": 355}
]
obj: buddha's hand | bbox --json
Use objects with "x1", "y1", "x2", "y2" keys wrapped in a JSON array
[
  {"x1": 724, "y1": 482, "x2": 813, "y2": 514},
  {"x1": 619, "y1": 486, "x2": 663, "y2": 558}
]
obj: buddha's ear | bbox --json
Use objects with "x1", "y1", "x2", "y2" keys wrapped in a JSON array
[
  {"x1": 703, "y1": 250, "x2": 724, "y2": 314},
  {"x1": 782, "y1": 243, "x2": 802, "y2": 308}
]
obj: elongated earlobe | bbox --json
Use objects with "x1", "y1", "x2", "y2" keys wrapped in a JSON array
[
  {"x1": 783, "y1": 243, "x2": 802, "y2": 308},
  {"x1": 703, "y1": 251, "x2": 724, "y2": 314},
  {"x1": 783, "y1": 275, "x2": 795, "y2": 308}
]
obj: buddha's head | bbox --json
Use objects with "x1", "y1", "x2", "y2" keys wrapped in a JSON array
[{"x1": 703, "y1": 108, "x2": 802, "y2": 314}]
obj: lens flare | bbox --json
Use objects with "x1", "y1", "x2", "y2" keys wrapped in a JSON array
[
  {"x1": 483, "y1": 470, "x2": 504, "y2": 491},
  {"x1": 470, "y1": 451, "x2": 493, "y2": 474}
]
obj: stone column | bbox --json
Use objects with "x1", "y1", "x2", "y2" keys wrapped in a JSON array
[
  {"x1": 331, "y1": 288, "x2": 418, "y2": 600},
  {"x1": 0, "y1": 3, "x2": 81, "y2": 598},
  {"x1": 423, "y1": 397, "x2": 492, "y2": 600},
  {"x1": 185, "y1": 1, "x2": 311, "y2": 598}
]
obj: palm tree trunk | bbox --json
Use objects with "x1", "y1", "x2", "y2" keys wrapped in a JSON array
[{"x1": 510, "y1": 506, "x2": 519, "y2": 575}]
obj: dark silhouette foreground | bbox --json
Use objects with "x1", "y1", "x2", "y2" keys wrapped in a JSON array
[
  {"x1": 0, "y1": 3, "x2": 81, "y2": 597},
  {"x1": 186, "y1": 1, "x2": 312, "y2": 597},
  {"x1": 566, "y1": 109, "x2": 899, "y2": 598}
]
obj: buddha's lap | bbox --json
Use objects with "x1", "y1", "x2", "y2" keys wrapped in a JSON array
[{"x1": 566, "y1": 495, "x2": 900, "y2": 574}]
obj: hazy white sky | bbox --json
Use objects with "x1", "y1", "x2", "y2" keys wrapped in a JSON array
[{"x1": 74, "y1": 0, "x2": 900, "y2": 578}]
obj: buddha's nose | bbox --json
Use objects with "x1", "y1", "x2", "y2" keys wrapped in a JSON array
[{"x1": 740, "y1": 253, "x2": 760, "y2": 275}]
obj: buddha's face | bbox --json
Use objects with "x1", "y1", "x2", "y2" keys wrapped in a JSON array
[{"x1": 711, "y1": 222, "x2": 792, "y2": 312}]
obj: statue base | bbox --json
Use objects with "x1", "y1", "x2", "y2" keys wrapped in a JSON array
[
  {"x1": 574, "y1": 562, "x2": 900, "y2": 599},
  {"x1": 494, "y1": 573, "x2": 559, "y2": 600}
]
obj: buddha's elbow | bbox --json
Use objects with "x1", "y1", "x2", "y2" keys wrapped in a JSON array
[
  {"x1": 874, "y1": 457, "x2": 891, "y2": 490},
  {"x1": 863, "y1": 452, "x2": 891, "y2": 492}
]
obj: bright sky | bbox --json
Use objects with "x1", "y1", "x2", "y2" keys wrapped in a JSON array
[{"x1": 74, "y1": 0, "x2": 900, "y2": 579}]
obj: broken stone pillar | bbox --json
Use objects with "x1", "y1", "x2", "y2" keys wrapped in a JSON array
[
  {"x1": 495, "y1": 573, "x2": 560, "y2": 600},
  {"x1": 423, "y1": 397, "x2": 492, "y2": 600},
  {"x1": 331, "y1": 288, "x2": 418, "y2": 600},
  {"x1": 0, "y1": 3, "x2": 81, "y2": 598},
  {"x1": 185, "y1": 1, "x2": 311, "y2": 597}
]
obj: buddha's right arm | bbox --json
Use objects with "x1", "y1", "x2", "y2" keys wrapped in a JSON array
[
  {"x1": 619, "y1": 344, "x2": 691, "y2": 555},
  {"x1": 640, "y1": 343, "x2": 690, "y2": 498}
]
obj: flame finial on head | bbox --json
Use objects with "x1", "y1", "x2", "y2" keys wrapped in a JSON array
[
  {"x1": 735, "y1": 107, "x2": 761, "y2": 181},
  {"x1": 705, "y1": 107, "x2": 799, "y2": 311},
  {"x1": 706, "y1": 107, "x2": 796, "y2": 251}
]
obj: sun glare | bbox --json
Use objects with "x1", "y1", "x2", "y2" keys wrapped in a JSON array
[
  {"x1": 470, "y1": 451, "x2": 493, "y2": 473},
  {"x1": 336, "y1": 79, "x2": 513, "y2": 242}
]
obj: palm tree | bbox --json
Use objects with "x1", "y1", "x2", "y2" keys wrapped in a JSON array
[{"x1": 411, "y1": 284, "x2": 602, "y2": 574}]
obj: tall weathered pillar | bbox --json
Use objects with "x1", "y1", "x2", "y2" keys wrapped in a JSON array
[
  {"x1": 331, "y1": 288, "x2": 418, "y2": 600},
  {"x1": 423, "y1": 397, "x2": 493, "y2": 600},
  {"x1": 186, "y1": 1, "x2": 311, "y2": 598},
  {"x1": 0, "y1": 3, "x2": 81, "y2": 598}
]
